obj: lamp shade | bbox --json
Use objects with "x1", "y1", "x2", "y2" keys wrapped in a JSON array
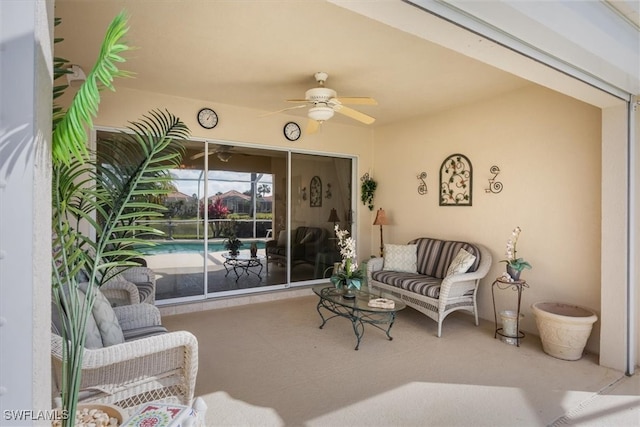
[
  {"x1": 373, "y1": 208, "x2": 389, "y2": 226},
  {"x1": 327, "y1": 208, "x2": 340, "y2": 223}
]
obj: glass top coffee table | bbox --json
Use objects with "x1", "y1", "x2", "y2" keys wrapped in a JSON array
[
  {"x1": 222, "y1": 253, "x2": 265, "y2": 282},
  {"x1": 312, "y1": 285, "x2": 406, "y2": 350}
]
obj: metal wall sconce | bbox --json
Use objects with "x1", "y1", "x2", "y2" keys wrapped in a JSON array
[
  {"x1": 417, "y1": 172, "x2": 428, "y2": 195},
  {"x1": 485, "y1": 166, "x2": 503, "y2": 194}
]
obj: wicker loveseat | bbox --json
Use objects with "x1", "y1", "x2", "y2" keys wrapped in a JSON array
[{"x1": 367, "y1": 238, "x2": 491, "y2": 337}]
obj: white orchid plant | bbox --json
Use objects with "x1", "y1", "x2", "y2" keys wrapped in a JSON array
[
  {"x1": 330, "y1": 225, "x2": 363, "y2": 289},
  {"x1": 501, "y1": 226, "x2": 532, "y2": 272}
]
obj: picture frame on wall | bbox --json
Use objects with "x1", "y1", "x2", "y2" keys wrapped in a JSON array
[
  {"x1": 439, "y1": 153, "x2": 473, "y2": 206},
  {"x1": 310, "y1": 176, "x2": 322, "y2": 207}
]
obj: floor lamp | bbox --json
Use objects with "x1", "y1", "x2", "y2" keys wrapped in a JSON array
[{"x1": 373, "y1": 208, "x2": 389, "y2": 258}]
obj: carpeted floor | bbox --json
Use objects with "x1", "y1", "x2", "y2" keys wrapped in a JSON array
[{"x1": 162, "y1": 291, "x2": 640, "y2": 426}]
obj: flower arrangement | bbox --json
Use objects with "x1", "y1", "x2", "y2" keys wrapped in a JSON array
[
  {"x1": 330, "y1": 225, "x2": 363, "y2": 290},
  {"x1": 501, "y1": 226, "x2": 532, "y2": 279},
  {"x1": 224, "y1": 232, "x2": 243, "y2": 255}
]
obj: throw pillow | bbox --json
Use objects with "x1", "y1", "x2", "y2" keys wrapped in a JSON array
[
  {"x1": 277, "y1": 230, "x2": 287, "y2": 247},
  {"x1": 300, "y1": 230, "x2": 315, "y2": 244},
  {"x1": 79, "y1": 282, "x2": 125, "y2": 347},
  {"x1": 446, "y1": 248, "x2": 477, "y2": 277},
  {"x1": 383, "y1": 244, "x2": 418, "y2": 273}
]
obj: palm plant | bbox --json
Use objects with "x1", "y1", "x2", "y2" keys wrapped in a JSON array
[{"x1": 52, "y1": 12, "x2": 189, "y2": 426}]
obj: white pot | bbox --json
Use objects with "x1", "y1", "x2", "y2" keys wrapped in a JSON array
[{"x1": 531, "y1": 302, "x2": 598, "y2": 361}]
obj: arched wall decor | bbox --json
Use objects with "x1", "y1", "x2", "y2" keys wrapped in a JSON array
[
  {"x1": 439, "y1": 153, "x2": 472, "y2": 206},
  {"x1": 310, "y1": 175, "x2": 322, "y2": 207}
]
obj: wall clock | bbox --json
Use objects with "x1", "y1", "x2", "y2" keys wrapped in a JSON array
[
  {"x1": 197, "y1": 108, "x2": 218, "y2": 129},
  {"x1": 283, "y1": 121, "x2": 301, "y2": 141}
]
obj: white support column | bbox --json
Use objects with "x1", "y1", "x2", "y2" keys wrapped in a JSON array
[
  {"x1": 601, "y1": 104, "x2": 631, "y2": 371},
  {"x1": 0, "y1": 0, "x2": 52, "y2": 423}
]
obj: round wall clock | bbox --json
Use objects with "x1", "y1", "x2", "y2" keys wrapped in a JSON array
[
  {"x1": 197, "y1": 108, "x2": 218, "y2": 129},
  {"x1": 283, "y1": 121, "x2": 301, "y2": 141}
]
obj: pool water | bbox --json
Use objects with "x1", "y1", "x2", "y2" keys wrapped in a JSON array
[{"x1": 135, "y1": 240, "x2": 265, "y2": 255}]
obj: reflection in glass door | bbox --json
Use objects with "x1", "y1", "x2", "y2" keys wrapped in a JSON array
[
  {"x1": 97, "y1": 130, "x2": 354, "y2": 302},
  {"x1": 288, "y1": 153, "x2": 353, "y2": 284}
]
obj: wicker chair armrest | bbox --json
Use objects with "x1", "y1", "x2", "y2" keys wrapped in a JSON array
[
  {"x1": 113, "y1": 304, "x2": 161, "y2": 330},
  {"x1": 367, "y1": 257, "x2": 384, "y2": 272},
  {"x1": 52, "y1": 332, "x2": 198, "y2": 376},
  {"x1": 439, "y1": 243, "x2": 492, "y2": 301},
  {"x1": 100, "y1": 275, "x2": 140, "y2": 305},
  {"x1": 119, "y1": 267, "x2": 156, "y2": 285}
]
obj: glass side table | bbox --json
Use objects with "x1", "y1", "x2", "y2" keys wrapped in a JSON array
[{"x1": 491, "y1": 277, "x2": 529, "y2": 346}]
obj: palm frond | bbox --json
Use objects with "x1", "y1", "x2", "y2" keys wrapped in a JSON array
[{"x1": 52, "y1": 11, "x2": 133, "y2": 165}]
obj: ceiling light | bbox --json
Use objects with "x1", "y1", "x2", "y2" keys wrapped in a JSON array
[
  {"x1": 308, "y1": 105, "x2": 334, "y2": 122},
  {"x1": 217, "y1": 151, "x2": 232, "y2": 162}
]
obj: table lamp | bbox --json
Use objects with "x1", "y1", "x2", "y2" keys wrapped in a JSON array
[
  {"x1": 327, "y1": 208, "x2": 340, "y2": 229},
  {"x1": 373, "y1": 208, "x2": 389, "y2": 257}
]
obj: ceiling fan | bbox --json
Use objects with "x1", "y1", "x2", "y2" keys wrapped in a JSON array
[
  {"x1": 190, "y1": 145, "x2": 236, "y2": 162},
  {"x1": 267, "y1": 72, "x2": 377, "y2": 134}
]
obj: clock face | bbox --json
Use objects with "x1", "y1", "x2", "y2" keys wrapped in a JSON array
[
  {"x1": 197, "y1": 108, "x2": 218, "y2": 129},
  {"x1": 283, "y1": 121, "x2": 301, "y2": 141}
]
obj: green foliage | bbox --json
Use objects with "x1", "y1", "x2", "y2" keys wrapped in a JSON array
[
  {"x1": 360, "y1": 173, "x2": 377, "y2": 211},
  {"x1": 52, "y1": 110, "x2": 188, "y2": 425},
  {"x1": 52, "y1": 11, "x2": 133, "y2": 165}
]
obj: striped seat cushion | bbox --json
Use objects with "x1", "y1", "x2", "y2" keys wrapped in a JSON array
[
  {"x1": 136, "y1": 281, "x2": 155, "y2": 303},
  {"x1": 371, "y1": 270, "x2": 442, "y2": 299}
]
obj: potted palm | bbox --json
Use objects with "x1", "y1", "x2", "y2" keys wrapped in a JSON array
[{"x1": 52, "y1": 12, "x2": 189, "y2": 426}]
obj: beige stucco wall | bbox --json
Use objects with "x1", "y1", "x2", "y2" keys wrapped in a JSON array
[{"x1": 373, "y1": 85, "x2": 603, "y2": 352}]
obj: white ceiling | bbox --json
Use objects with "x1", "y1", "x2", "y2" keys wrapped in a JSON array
[{"x1": 54, "y1": 0, "x2": 535, "y2": 129}]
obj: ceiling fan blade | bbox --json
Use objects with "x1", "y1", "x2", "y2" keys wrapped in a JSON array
[
  {"x1": 286, "y1": 99, "x2": 310, "y2": 103},
  {"x1": 259, "y1": 104, "x2": 307, "y2": 117},
  {"x1": 335, "y1": 97, "x2": 377, "y2": 106},
  {"x1": 332, "y1": 104, "x2": 376, "y2": 125},
  {"x1": 306, "y1": 119, "x2": 320, "y2": 134},
  {"x1": 190, "y1": 151, "x2": 207, "y2": 160}
]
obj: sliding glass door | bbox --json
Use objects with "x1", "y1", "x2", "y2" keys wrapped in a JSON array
[{"x1": 97, "y1": 131, "x2": 354, "y2": 303}]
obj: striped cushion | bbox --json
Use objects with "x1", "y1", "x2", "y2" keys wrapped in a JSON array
[
  {"x1": 400, "y1": 276, "x2": 443, "y2": 298},
  {"x1": 136, "y1": 282, "x2": 155, "y2": 303},
  {"x1": 409, "y1": 238, "x2": 444, "y2": 277},
  {"x1": 371, "y1": 271, "x2": 442, "y2": 299},
  {"x1": 123, "y1": 325, "x2": 168, "y2": 342},
  {"x1": 432, "y1": 241, "x2": 480, "y2": 279}
]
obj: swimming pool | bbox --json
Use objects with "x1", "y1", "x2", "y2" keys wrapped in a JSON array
[{"x1": 135, "y1": 240, "x2": 265, "y2": 255}]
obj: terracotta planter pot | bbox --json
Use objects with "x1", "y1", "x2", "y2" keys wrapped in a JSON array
[{"x1": 531, "y1": 302, "x2": 598, "y2": 361}]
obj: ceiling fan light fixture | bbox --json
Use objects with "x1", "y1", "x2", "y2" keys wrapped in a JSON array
[
  {"x1": 308, "y1": 105, "x2": 334, "y2": 122},
  {"x1": 217, "y1": 151, "x2": 232, "y2": 162}
]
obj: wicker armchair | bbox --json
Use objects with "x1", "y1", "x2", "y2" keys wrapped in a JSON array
[
  {"x1": 51, "y1": 303, "x2": 198, "y2": 410},
  {"x1": 100, "y1": 266, "x2": 156, "y2": 306}
]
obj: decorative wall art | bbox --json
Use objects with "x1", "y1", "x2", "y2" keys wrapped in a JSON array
[
  {"x1": 301, "y1": 187, "x2": 307, "y2": 201},
  {"x1": 310, "y1": 176, "x2": 322, "y2": 207},
  {"x1": 440, "y1": 153, "x2": 473, "y2": 206},
  {"x1": 325, "y1": 183, "x2": 332, "y2": 199},
  {"x1": 417, "y1": 172, "x2": 428, "y2": 195},
  {"x1": 485, "y1": 165, "x2": 503, "y2": 194}
]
